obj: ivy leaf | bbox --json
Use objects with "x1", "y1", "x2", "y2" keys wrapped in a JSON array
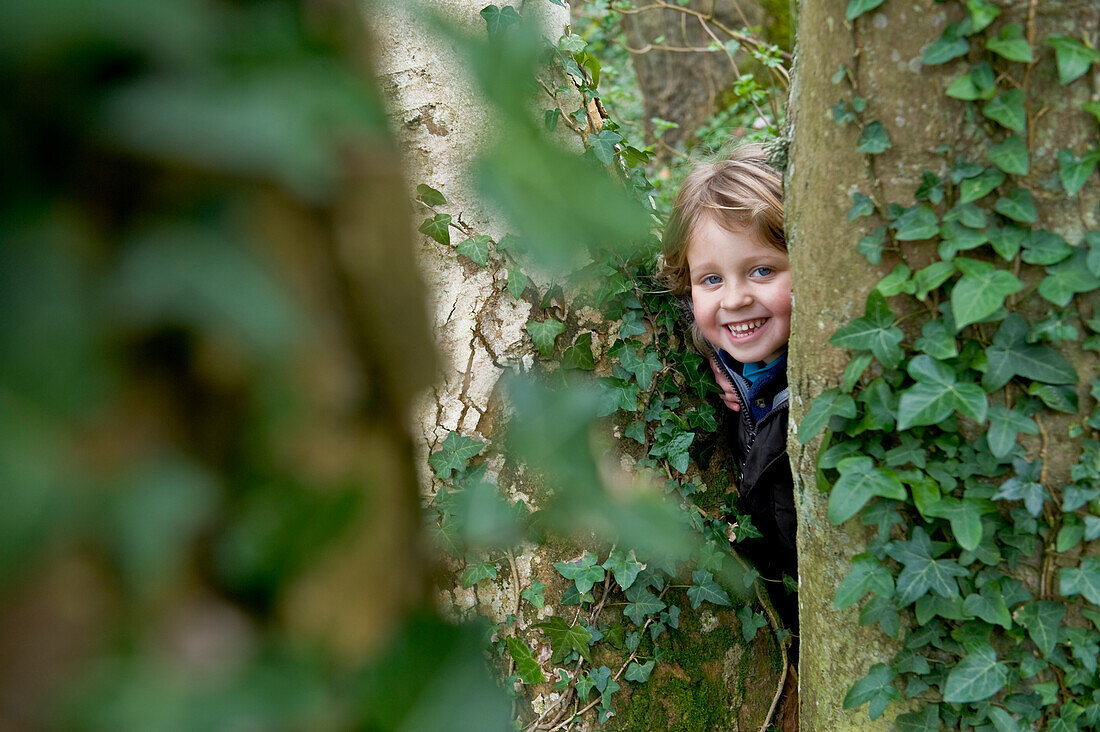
[
  {"x1": 848, "y1": 192, "x2": 876, "y2": 220},
  {"x1": 1086, "y1": 516, "x2": 1100, "y2": 542},
  {"x1": 942, "y1": 642, "x2": 1009, "y2": 702},
  {"x1": 958, "y1": 168, "x2": 1004, "y2": 204},
  {"x1": 507, "y1": 267, "x2": 528, "y2": 299},
  {"x1": 737, "y1": 604, "x2": 768, "y2": 642},
  {"x1": 835, "y1": 554, "x2": 895, "y2": 608},
  {"x1": 982, "y1": 89, "x2": 1027, "y2": 132},
  {"x1": 588, "y1": 130, "x2": 623, "y2": 166},
  {"x1": 416, "y1": 183, "x2": 447, "y2": 207},
  {"x1": 480, "y1": 4, "x2": 520, "y2": 41},
  {"x1": 841, "y1": 352, "x2": 875, "y2": 392},
  {"x1": 1057, "y1": 522, "x2": 1084, "y2": 552},
  {"x1": 797, "y1": 388, "x2": 856, "y2": 444},
  {"x1": 887, "y1": 527, "x2": 968, "y2": 605},
  {"x1": 543, "y1": 108, "x2": 560, "y2": 131},
  {"x1": 618, "y1": 309, "x2": 647, "y2": 338},
  {"x1": 986, "y1": 405, "x2": 1038, "y2": 458},
  {"x1": 923, "y1": 496, "x2": 986, "y2": 551},
  {"x1": 526, "y1": 318, "x2": 565, "y2": 357},
  {"x1": 1046, "y1": 35, "x2": 1100, "y2": 85},
  {"x1": 989, "y1": 224, "x2": 1028, "y2": 261},
  {"x1": 894, "y1": 205, "x2": 939, "y2": 241},
  {"x1": 886, "y1": 434, "x2": 928, "y2": 468},
  {"x1": 846, "y1": 0, "x2": 884, "y2": 20},
  {"x1": 457, "y1": 234, "x2": 491, "y2": 266},
  {"x1": 597, "y1": 377, "x2": 638, "y2": 415},
  {"x1": 558, "y1": 33, "x2": 585, "y2": 55},
  {"x1": 965, "y1": 0, "x2": 1000, "y2": 32},
  {"x1": 895, "y1": 704, "x2": 941, "y2": 732},
  {"x1": 1040, "y1": 248, "x2": 1100, "y2": 306},
  {"x1": 915, "y1": 170, "x2": 945, "y2": 204},
  {"x1": 962, "y1": 588, "x2": 1011, "y2": 629},
  {"x1": 418, "y1": 213, "x2": 452, "y2": 245},
  {"x1": 1028, "y1": 382, "x2": 1077, "y2": 413},
  {"x1": 521, "y1": 581, "x2": 547, "y2": 609},
  {"x1": 462, "y1": 560, "x2": 498, "y2": 588},
  {"x1": 857, "y1": 226, "x2": 887, "y2": 264},
  {"x1": 912, "y1": 261, "x2": 957, "y2": 300},
  {"x1": 1015, "y1": 602, "x2": 1065, "y2": 656},
  {"x1": 687, "y1": 570, "x2": 731, "y2": 609},
  {"x1": 1021, "y1": 229, "x2": 1072, "y2": 265},
  {"x1": 506, "y1": 637, "x2": 548, "y2": 684},
  {"x1": 829, "y1": 290, "x2": 904, "y2": 368},
  {"x1": 554, "y1": 551, "x2": 605, "y2": 595},
  {"x1": 533, "y1": 617, "x2": 592, "y2": 663},
  {"x1": 843, "y1": 663, "x2": 900, "y2": 720},
  {"x1": 987, "y1": 135, "x2": 1029, "y2": 176},
  {"x1": 981, "y1": 313, "x2": 1079, "y2": 390},
  {"x1": 856, "y1": 121, "x2": 892, "y2": 154},
  {"x1": 901, "y1": 354, "x2": 988, "y2": 429},
  {"x1": 915, "y1": 318, "x2": 958, "y2": 359},
  {"x1": 828, "y1": 456, "x2": 906, "y2": 525},
  {"x1": 623, "y1": 587, "x2": 666, "y2": 624},
  {"x1": 574, "y1": 672, "x2": 596, "y2": 701},
  {"x1": 995, "y1": 457, "x2": 1047, "y2": 516},
  {"x1": 860, "y1": 596, "x2": 900, "y2": 637},
  {"x1": 946, "y1": 61, "x2": 995, "y2": 100},
  {"x1": 938, "y1": 222, "x2": 988, "y2": 260},
  {"x1": 624, "y1": 660, "x2": 654, "y2": 683},
  {"x1": 1060, "y1": 557, "x2": 1100, "y2": 605},
  {"x1": 950, "y1": 257, "x2": 1022, "y2": 329},
  {"x1": 603, "y1": 549, "x2": 645, "y2": 591},
  {"x1": 986, "y1": 23, "x2": 1034, "y2": 62},
  {"x1": 619, "y1": 345, "x2": 662, "y2": 389},
  {"x1": 833, "y1": 100, "x2": 855, "y2": 124},
  {"x1": 922, "y1": 23, "x2": 969, "y2": 65},
  {"x1": 854, "y1": 378, "x2": 899, "y2": 432},
  {"x1": 429, "y1": 431, "x2": 485, "y2": 479},
  {"x1": 1057, "y1": 148, "x2": 1100, "y2": 195},
  {"x1": 562, "y1": 332, "x2": 594, "y2": 371}
]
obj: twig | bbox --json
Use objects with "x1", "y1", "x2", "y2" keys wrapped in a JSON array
[
  {"x1": 693, "y1": 14, "x2": 769, "y2": 123},
  {"x1": 610, "y1": 1, "x2": 792, "y2": 62}
]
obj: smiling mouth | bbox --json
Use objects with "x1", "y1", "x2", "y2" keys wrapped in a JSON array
[{"x1": 725, "y1": 318, "x2": 768, "y2": 338}]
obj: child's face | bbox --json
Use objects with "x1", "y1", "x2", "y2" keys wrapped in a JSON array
[{"x1": 686, "y1": 217, "x2": 791, "y2": 364}]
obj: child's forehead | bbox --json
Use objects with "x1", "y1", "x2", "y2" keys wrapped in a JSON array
[{"x1": 687, "y1": 217, "x2": 785, "y2": 257}]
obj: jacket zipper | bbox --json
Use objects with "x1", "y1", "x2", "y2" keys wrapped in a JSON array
[
  {"x1": 712, "y1": 350, "x2": 790, "y2": 449},
  {"x1": 711, "y1": 350, "x2": 758, "y2": 445}
]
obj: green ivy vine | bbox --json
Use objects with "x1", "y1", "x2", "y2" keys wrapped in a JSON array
[
  {"x1": 804, "y1": 1, "x2": 1100, "y2": 728},
  {"x1": 416, "y1": 2, "x2": 793, "y2": 729}
]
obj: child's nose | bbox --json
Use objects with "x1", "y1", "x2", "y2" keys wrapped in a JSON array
[{"x1": 722, "y1": 284, "x2": 753, "y2": 309}]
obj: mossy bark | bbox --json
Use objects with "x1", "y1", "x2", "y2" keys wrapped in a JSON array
[{"x1": 787, "y1": 0, "x2": 1099, "y2": 728}]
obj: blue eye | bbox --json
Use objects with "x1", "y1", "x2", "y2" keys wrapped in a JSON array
[
  {"x1": 751, "y1": 266, "x2": 774, "y2": 278},
  {"x1": 702, "y1": 275, "x2": 722, "y2": 285}
]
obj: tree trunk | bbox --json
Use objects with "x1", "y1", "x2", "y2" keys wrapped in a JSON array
[{"x1": 788, "y1": 0, "x2": 1099, "y2": 728}]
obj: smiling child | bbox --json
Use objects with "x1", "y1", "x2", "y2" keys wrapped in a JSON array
[{"x1": 657, "y1": 144, "x2": 797, "y2": 645}]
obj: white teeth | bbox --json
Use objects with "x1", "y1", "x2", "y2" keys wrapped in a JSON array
[{"x1": 726, "y1": 318, "x2": 767, "y2": 335}]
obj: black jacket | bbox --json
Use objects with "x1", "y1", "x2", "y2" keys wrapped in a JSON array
[{"x1": 714, "y1": 351, "x2": 798, "y2": 633}]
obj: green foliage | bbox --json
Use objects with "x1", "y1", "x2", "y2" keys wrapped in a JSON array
[
  {"x1": 819, "y1": 3, "x2": 1100, "y2": 727},
  {"x1": 406, "y1": 6, "x2": 799, "y2": 726}
]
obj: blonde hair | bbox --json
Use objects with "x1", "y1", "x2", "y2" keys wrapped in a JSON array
[{"x1": 656, "y1": 143, "x2": 785, "y2": 351}]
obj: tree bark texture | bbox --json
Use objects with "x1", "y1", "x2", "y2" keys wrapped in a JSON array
[{"x1": 787, "y1": 0, "x2": 1098, "y2": 728}]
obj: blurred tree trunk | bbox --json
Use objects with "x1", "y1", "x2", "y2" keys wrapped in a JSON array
[{"x1": 787, "y1": 0, "x2": 1099, "y2": 727}]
